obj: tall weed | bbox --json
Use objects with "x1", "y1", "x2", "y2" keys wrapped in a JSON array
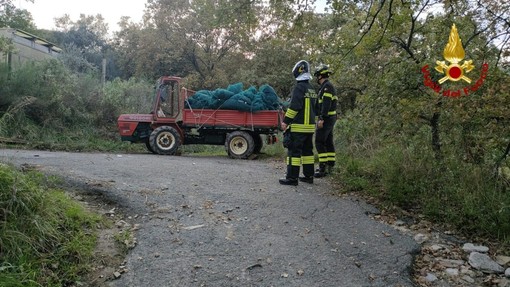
[
  {"x1": 336, "y1": 108, "x2": 510, "y2": 243},
  {"x1": 0, "y1": 164, "x2": 101, "y2": 286}
]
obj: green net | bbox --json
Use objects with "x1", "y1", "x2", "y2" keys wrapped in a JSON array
[{"x1": 185, "y1": 83, "x2": 283, "y2": 112}]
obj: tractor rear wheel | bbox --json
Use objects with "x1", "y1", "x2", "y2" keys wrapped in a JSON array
[
  {"x1": 225, "y1": 131, "x2": 255, "y2": 159},
  {"x1": 149, "y1": 126, "x2": 181, "y2": 155}
]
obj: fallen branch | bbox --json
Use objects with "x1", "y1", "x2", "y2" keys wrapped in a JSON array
[{"x1": 0, "y1": 137, "x2": 27, "y2": 145}]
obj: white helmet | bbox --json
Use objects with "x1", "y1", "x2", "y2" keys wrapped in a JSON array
[{"x1": 292, "y1": 60, "x2": 312, "y2": 81}]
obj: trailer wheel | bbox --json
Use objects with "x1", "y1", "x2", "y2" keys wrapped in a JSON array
[
  {"x1": 149, "y1": 126, "x2": 181, "y2": 155},
  {"x1": 253, "y1": 134, "x2": 263, "y2": 154},
  {"x1": 145, "y1": 137, "x2": 156, "y2": 154},
  {"x1": 225, "y1": 131, "x2": 255, "y2": 159}
]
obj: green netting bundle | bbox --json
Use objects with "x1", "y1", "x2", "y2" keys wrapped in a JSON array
[
  {"x1": 185, "y1": 83, "x2": 283, "y2": 111},
  {"x1": 185, "y1": 90, "x2": 215, "y2": 109}
]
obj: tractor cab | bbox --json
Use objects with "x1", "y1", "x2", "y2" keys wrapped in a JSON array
[{"x1": 153, "y1": 76, "x2": 182, "y2": 119}]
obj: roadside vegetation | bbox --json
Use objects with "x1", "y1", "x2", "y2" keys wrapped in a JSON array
[
  {"x1": 335, "y1": 107, "x2": 510, "y2": 249},
  {"x1": 0, "y1": 163, "x2": 101, "y2": 286},
  {"x1": 0, "y1": 0, "x2": 509, "y2": 285}
]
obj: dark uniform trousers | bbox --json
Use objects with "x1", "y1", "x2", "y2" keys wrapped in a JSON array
[
  {"x1": 286, "y1": 132, "x2": 315, "y2": 179},
  {"x1": 315, "y1": 115, "x2": 336, "y2": 167}
]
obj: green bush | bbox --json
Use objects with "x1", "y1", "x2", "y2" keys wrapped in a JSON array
[
  {"x1": 0, "y1": 60, "x2": 155, "y2": 152},
  {"x1": 102, "y1": 77, "x2": 153, "y2": 115},
  {"x1": 335, "y1": 108, "x2": 510, "y2": 243}
]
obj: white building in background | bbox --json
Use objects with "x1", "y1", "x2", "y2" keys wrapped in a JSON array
[{"x1": 0, "y1": 28, "x2": 61, "y2": 69}]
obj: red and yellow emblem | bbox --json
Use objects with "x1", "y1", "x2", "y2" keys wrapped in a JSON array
[{"x1": 435, "y1": 24, "x2": 474, "y2": 84}]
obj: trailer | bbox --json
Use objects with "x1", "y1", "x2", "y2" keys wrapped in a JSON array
[{"x1": 117, "y1": 76, "x2": 284, "y2": 159}]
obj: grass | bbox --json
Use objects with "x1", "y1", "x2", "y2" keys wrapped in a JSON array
[
  {"x1": 0, "y1": 164, "x2": 102, "y2": 287},
  {"x1": 330, "y1": 110, "x2": 510, "y2": 250},
  {"x1": 113, "y1": 230, "x2": 137, "y2": 254},
  {"x1": 0, "y1": 122, "x2": 287, "y2": 158},
  {"x1": 173, "y1": 134, "x2": 287, "y2": 158},
  {"x1": 181, "y1": 145, "x2": 228, "y2": 156},
  {"x1": 335, "y1": 141, "x2": 510, "y2": 250}
]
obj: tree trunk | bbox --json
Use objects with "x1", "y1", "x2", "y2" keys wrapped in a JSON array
[
  {"x1": 430, "y1": 99, "x2": 443, "y2": 161},
  {"x1": 496, "y1": 139, "x2": 510, "y2": 169},
  {"x1": 431, "y1": 111, "x2": 442, "y2": 160}
]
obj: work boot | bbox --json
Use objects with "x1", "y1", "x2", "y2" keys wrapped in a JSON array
[
  {"x1": 326, "y1": 165, "x2": 334, "y2": 175},
  {"x1": 299, "y1": 176, "x2": 314, "y2": 184},
  {"x1": 314, "y1": 164, "x2": 327, "y2": 178},
  {"x1": 279, "y1": 177, "x2": 298, "y2": 186}
]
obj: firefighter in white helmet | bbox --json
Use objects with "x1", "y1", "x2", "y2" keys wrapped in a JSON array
[{"x1": 279, "y1": 60, "x2": 319, "y2": 186}]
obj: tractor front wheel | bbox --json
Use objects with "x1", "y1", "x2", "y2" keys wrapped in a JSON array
[
  {"x1": 149, "y1": 126, "x2": 181, "y2": 155},
  {"x1": 145, "y1": 137, "x2": 156, "y2": 154}
]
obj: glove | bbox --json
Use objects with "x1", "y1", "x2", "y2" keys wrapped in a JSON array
[{"x1": 283, "y1": 129, "x2": 291, "y2": 148}]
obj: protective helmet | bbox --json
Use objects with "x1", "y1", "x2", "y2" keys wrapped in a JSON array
[
  {"x1": 313, "y1": 64, "x2": 332, "y2": 78},
  {"x1": 292, "y1": 60, "x2": 312, "y2": 81}
]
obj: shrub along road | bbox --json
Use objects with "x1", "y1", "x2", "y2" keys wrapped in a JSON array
[{"x1": 0, "y1": 149, "x2": 419, "y2": 287}]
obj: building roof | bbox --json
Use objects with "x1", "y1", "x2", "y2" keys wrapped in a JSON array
[{"x1": 0, "y1": 27, "x2": 62, "y2": 53}]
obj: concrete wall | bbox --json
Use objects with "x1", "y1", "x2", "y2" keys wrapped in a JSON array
[{"x1": 0, "y1": 28, "x2": 61, "y2": 69}]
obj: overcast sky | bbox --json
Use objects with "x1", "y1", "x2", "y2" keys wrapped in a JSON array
[
  {"x1": 17, "y1": 0, "x2": 147, "y2": 32},
  {"x1": 18, "y1": 0, "x2": 328, "y2": 33}
]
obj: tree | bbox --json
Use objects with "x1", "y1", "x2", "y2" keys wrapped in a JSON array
[
  {"x1": 46, "y1": 14, "x2": 122, "y2": 79},
  {"x1": 113, "y1": 16, "x2": 189, "y2": 80},
  {"x1": 0, "y1": 4, "x2": 36, "y2": 32},
  {"x1": 114, "y1": 0, "x2": 266, "y2": 88},
  {"x1": 302, "y1": 0, "x2": 509, "y2": 164}
]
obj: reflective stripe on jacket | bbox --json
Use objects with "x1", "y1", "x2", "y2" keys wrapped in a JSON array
[
  {"x1": 318, "y1": 79, "x2": 337, "y2": 119},
  {"x1": 284, "y1": 81, "x2": 318, "y2": 134}
]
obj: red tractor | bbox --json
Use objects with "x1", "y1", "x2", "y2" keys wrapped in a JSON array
[{"x1": 117, "y1": 76, "x2": 283, "y2": 159}]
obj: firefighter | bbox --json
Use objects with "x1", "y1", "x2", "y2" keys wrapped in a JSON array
[
  {"x1": 313, "y1": 64, "x2": 337, "y2": 178},
  {"x1": 279, "y1": 60, "x2": 318, "y2": 186}
]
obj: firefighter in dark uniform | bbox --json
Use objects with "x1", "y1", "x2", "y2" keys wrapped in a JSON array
[
  {"x1": 313, "y1": 64, "x2": 337, "y2": 178},
  {"x1": 279, "y1": 60, "x2": 318, "y2": 186}
]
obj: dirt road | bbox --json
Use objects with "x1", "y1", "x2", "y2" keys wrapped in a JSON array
[{"x1": 0, "y1": 149, "x2": 419, "y2": 287}]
